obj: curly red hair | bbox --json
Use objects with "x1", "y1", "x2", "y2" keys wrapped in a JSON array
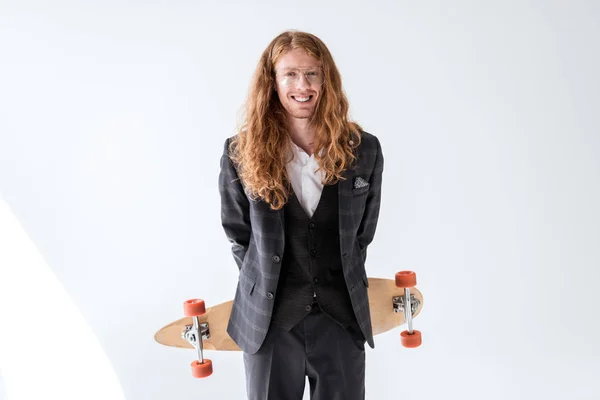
[{"x1": 229, "y1": 30, "x2": 363, "y2": 210}]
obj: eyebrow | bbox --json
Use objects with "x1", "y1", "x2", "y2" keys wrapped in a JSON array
[{"x1": 278, "y1": 66, "x2": 321, "y2": 70}]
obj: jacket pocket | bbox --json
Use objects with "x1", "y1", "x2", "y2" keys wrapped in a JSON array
[
  {"x1": 352, "y1": 185, "x2": 369, "y2": 196},
  {"x1": 362, "y1": 274, "x2": 369, "y2": 288},
  {"x1": 240, "y1": 268, "x2": 256, "y2": 295}
]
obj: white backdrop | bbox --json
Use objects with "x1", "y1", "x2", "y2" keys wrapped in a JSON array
[{"x1": 1, "y1": 1, "x2": 599, "y2": 399}]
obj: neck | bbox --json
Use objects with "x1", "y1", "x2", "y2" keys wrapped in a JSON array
[{"x1": 287, "y1": 117, "x2": 316, "y2": 156}]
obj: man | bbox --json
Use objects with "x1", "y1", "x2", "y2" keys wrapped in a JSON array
[{"x1": 218, "y1": 30, "x2": 384, "y2": 400}]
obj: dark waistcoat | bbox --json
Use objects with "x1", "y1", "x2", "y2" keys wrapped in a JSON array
[{"x1": 270, "y1": 182, "x2": 357, "y2": 331}]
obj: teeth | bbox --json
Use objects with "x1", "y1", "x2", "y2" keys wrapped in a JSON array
[{"x1": 294, "y1": 96, "x2": 310, "y2": 102}]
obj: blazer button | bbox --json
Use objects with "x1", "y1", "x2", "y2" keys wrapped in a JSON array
[
  {"x1": 305, "y1": 305, "x2": 312, "y2": 311},
  {"x1": 310, "y1": 249, "x2": 317, "y2": 257},
  {"x1": 272, "y1": 255, "x2": 281, "y2": 263},
  {"x1": 308, "y1": 222, "x2": 316, "y2": 229},
  {"x1": 266, "y1": 292, "x2": 274, "y2": 299}
]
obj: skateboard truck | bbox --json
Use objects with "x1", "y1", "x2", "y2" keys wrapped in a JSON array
[
  {"x1": 392, "y1": 294, "x2": 420, "y2": 316},
  {"x1": 182, "y1": 299, "x2": 214, "y2": 378},
  {"x1": 182, "y1": 322, "x2": 210, "y2": 343},
  {"x1": 394, "y1": 271, "x2": 422, "y2": 348}
]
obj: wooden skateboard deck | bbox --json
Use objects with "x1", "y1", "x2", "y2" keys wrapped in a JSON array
[{"x1": 155, "y1": 276, "x2": 423, "y2": 352}]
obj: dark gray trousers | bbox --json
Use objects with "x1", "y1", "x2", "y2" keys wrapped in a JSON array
[{"x1": 242, "y1": 303, "x2": 366, "y2": 400}]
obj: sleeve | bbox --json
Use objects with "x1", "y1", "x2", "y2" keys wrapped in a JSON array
[
  {"x1": 356, "y1": 135, "x2": 384, "y2": 264},
  {"x1": 218, "y1": 137, "x2": 251, "y2": 270}
]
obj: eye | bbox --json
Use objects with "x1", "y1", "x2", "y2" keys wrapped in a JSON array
[
  {"x1": 285, "y1": 71, "x2": 297, "y2": 77},
  {"x1": 306, "y1": 70, "x2": 319, "y2": 76}
]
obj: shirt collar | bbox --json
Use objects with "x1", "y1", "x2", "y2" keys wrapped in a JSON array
[{"x1": 288, "y1": 137, "x2": 324, "y2": 164}]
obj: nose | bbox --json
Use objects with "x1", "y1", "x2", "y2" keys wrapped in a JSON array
[{"x1": 294, "y1": 73, "x2": 311, "y2": 90}]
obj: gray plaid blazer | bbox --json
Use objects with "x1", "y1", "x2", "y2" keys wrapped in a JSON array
[{"x1": 218, "y1": 131, "x2": 383, "y2": 355}]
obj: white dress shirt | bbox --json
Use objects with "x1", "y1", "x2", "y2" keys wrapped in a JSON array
[{"x1": 285, "y1": 138, "x2": 326, "y2": 218}]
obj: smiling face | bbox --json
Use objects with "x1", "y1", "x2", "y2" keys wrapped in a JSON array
[{"x1": 274, "y1": 48, "x2": 323, "y2": 121}]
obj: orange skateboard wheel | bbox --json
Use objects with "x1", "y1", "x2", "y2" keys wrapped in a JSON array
[
  {"x1": 400, "y1": 330, "x2": 422, "y2": 348},
  {"x1": 395, "y1": 271, "x2": 417, "y2": 288},
  {"x1": 184, "y1": 299, "x2": 206, "y2": 317},
  {"x1": 191, "y1": 359, "x2": 213, "y2": 378}
]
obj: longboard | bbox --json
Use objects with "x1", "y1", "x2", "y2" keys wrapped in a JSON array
[{"x1": 155, "y1": 272, "x2": 423, "y2": 377}]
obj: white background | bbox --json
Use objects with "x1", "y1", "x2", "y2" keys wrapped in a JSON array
[{"x1": 1, "y1": 1, "x2": 599, "y2": 399}]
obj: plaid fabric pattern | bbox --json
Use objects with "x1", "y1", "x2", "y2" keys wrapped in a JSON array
[{"x1": 218, "y1": 131, "x2": 384, "y2": 354}]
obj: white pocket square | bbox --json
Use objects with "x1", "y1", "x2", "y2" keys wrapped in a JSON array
[{"x1": 353, "y1": 176, "x2": 369, "y2": 189}]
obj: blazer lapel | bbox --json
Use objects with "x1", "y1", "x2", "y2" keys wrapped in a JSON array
[{"x1": 338, "y1": 166, "x2": 355, "y2": 263}]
